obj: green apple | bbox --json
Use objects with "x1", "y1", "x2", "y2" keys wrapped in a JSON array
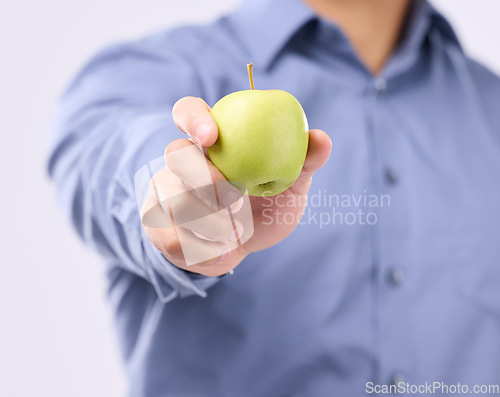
[{"x1": 208, "y1": 63, "x2": 309, "y2": 197}]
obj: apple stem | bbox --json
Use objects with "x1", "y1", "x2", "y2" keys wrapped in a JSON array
[{"x1": 247, "y1": 63, "x2": 255, "y2": 90}]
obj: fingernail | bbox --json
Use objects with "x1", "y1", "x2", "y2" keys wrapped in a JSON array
[{"x1": 196, "y1": 123, "x2": 212, "y2": 145}]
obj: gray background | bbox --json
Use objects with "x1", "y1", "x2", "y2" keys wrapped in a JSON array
[{"x1": 0, "y1": 0, "x2": 498, "y2": 395}]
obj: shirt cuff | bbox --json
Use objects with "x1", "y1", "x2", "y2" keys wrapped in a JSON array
[{"x1": 141, "y1": 227, "x2": 222, "y2": 303}]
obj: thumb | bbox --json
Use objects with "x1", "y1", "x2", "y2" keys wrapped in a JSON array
[
  {"x1": 289, "y1": 129, "x2": 332, "y2": 195},
  {"x1": 172, "y1": 96, "x2": 219, "y2": 147}
]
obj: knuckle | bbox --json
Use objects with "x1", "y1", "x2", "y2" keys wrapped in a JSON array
[
  {"x1": 165, "y1": 139, "x2": 191, "y2": 156},
  {"x1": 164, "y1": 141, "x2": 195, "y2": 170}
]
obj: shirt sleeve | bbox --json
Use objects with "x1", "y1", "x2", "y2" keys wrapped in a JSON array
[{"x1": 47, "y1": 38, "x2": 222, "y2": 302}]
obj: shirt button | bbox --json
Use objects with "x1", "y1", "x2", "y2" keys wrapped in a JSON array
[
  {"x1": 384, "y1": 168, "x2": 398, "y2": 185},
  {"x1": 390, "y1": 372, "x2": 406, "y2": 393},
  {"x1": 387, "y1": 267, "x2": 404, "y2": 286},
  {"x1": 374, "y1": 77, "x2": 387, "y2": 91}
]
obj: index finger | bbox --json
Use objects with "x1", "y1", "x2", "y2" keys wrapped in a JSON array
[{"x1": 172, "y1": 96, "x2": 219, "y2": 147}]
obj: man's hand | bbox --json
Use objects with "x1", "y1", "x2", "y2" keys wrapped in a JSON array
[{"x1": 142, "y1": 96, "x2": 331, "y2": 277}]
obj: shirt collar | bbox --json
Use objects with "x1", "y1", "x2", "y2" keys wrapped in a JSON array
[
  {"x1": 230, "y1": 0, "x2": 316, "y2": 69},
  {"x1": 400, "y1": 0, "x2": 461, "y2": 51},
  {"x1": 427, "y1": 1, "x2": 462, "y2": 49},
  {"x1": 230, "y1": 0, "x2": 461, "y2": 70}
]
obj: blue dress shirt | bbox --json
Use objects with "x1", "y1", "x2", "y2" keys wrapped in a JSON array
[{"x1": 48, "y1": 0, "x2": 500, "y2": 395}]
